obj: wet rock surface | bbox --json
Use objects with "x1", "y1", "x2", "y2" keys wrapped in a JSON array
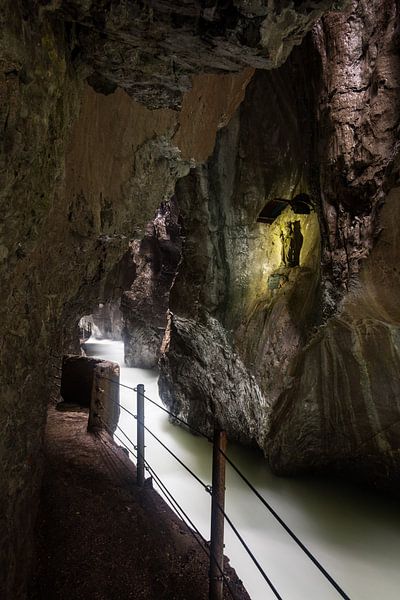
[
  {"x1": 268, "y1": 184, "x2": 400, "y2": 492},
  {"x1": 81, "y1": 302, "x2": 125, "y2": 340},
  {"x1": 159, "y1": 313, "x2": 268, "y2": 445},
  {"x1": 0, "y1": 0, "x2": 262, "y2": 591},
  {"x1": 267, "y1": 0, "x2": 400, "y2": 486},
  {"x1": 159, "y1": 44, "x2": 322, "y2": 453}
]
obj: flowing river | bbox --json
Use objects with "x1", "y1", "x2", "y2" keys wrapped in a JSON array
[{"x1": 85, "y1": 338, "x2": 400, "y2": 600}]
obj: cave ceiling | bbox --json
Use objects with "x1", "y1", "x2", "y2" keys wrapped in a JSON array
[{"x1": 40, "y1": 0, "x2": 347, "y2": 108}]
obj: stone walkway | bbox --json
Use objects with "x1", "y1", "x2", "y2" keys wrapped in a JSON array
[{"x1": 28, "y1": 407, "x2": 249, "y2": 600}]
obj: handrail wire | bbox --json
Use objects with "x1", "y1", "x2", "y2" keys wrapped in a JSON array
[
  {"x1": 94, "y1": 375, "x2": 137, "y2": 419},
  {"x1": 97, "y1": 418, "x2": 236, "y2": 599},
  {"x1": 116, "y1": 424, "x2": 137, "y2": 450},
  {"x1": 139, "y1": 389, "x2": 350, "y2": 599},
  {"x1": 140, "y1": 459, "x2": 237, "y2": 600},
  {"x1": 99, "y1": 422, "x2": 138, "y2": 463},
  {"x1": 218, "y1": 502, "x2": 282, "y2": 599},
  {"x1": 141, "y1": 420, "x2": 211, "y2": 492},
  {"x1": 114, "y1": 400, "x2": 137, "y2": 420},
  {"x1": 96, "y1": 374, "x2": 137, "y2": 394},
  {"x1": 143, "y1": 393, "x2": 212, "y2": 441},
  {"x1": 95, "y1": 380, "x2": 350, "y2": 599},
  {"x1": 97, "y1": 374, "x2": 211, "y2": 441},
  {"x1": 220, "y1": 449, "x2": 350, "y2": 600},
  {"x1": 110, "y1": 420, "x2": 281, "y2": 599},
  {"x1": 95, "y1": 378, "x2": 210, "y2": 489}
]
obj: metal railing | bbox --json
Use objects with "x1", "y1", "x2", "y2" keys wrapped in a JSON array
[{"x1": 92, "y1": 373, "x2": 351, "y2": 600}]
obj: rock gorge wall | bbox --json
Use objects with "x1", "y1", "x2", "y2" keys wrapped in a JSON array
[
  {"x1": 0, "y1": 3, "x2": 254, "y2": 597},
  {"x1": 55, "y1": 0, "x2": 341, "y2": 108},
  {"x1": 160, "y1": 0, "x2": 400, "y2": 491},
  {"x1": 159, "y1": 37, "x2": 322, "y2": 444},
  {"x1": 268, "y1": 0, "x2": 400, "y2": 490},
  {"x1": 0, "y1": 67, "x2": 249, "y2": 598},
  {"x1": 122, "y1": 197, "x2": 183, "y2": 368},
  {"x1": 1, "y1": 0, "x2": 396, "y2": 597}
]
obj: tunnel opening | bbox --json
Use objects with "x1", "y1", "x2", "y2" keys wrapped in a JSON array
[
  {"x1": 79, "y1": 302, "x2": 123, "y2": 343},
  {"x1": 76, "y1": 195, "x2": 183, "y2": 371}
]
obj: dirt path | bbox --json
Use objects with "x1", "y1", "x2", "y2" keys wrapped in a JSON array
[{"x1": 29, "y1": 407, "x2": 249, "y2": 600}]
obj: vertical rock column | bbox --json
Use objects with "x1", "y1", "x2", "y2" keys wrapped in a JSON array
[{"x1": 88, "y1": 362, "x2": 120, "y2": 434}]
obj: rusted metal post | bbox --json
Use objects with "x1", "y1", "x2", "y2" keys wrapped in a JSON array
[
  {"x1": 209, "y1": 427, "x2": 227, "y2": 600},
  {"x1": 136, "y1": 384, "x2": 145, "y2": 486}
]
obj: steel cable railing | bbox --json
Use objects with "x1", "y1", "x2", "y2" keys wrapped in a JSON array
[
  {"x1": 97, "y1": 416, "x2": 237, "y2": 600},
  {"x1": 98, "y1": 375, "x2": 212, "y2": 440},
  {"x1": 141, "y1": 421, "x2": 212, "y2": 492},
  {"x1": 140, "y1": 459, "x2": 238, "y2": 600},
  {"x1": 96, "y1": 374, "x2": 351, "y2": 600},
  {"x1": 143, "y1": 393, "x2": 212, "y2": 441},
  {"x1": 219, "y1": 449, "x2": 350, "y2": 600},
  {"x1": 95, "y1": 393, "x2": 288, "y2": 599},
  {"x1": 137, "y1": 419, "x2": 281, "y2": 599}
]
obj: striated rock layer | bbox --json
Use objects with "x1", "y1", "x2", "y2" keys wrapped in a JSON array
[
  {"x1": 160, "y1": 313, "x2": 268, "y2": 444},
  {"x1": 0, "y1": 9, "x2": 252, "y2": 600},
  {"x1": 267, "y1": 0, "x2": 400, "y2": 488}
]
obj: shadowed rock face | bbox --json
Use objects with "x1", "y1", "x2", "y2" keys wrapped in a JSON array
[
  {"x1": 159, "y1": 0, "x2": 400, "y2": 491},
  {"x1": 122, "y1": 197, "x2": 183, "y2": 368},
  {"x1": 159, "y1": 52, "x2": 322, "y2": 447},
  {"x1": 160, "y1": 312, "x2": 268, "y2": 444},
  {"x1": 42, "y1": 0, "x2": 345, "y2": 108},
  {"x1": 267, "y1": 0, "x2": 400, "y2": 487}
]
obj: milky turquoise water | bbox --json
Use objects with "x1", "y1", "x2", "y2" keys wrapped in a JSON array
[{"x1": 85, "y1": 339, "x2": 400, "y2": 600}]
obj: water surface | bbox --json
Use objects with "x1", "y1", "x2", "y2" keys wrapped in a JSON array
[{"x1": 85, "y1": 339, "x2": 400, "y2": 600}]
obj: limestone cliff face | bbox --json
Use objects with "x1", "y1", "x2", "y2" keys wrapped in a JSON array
[
  {"x1": 0, "y1": 6, "x2": 81, "y2": 598},
  {"x1": 80, "y1": 302, "x2": 125, "y2": 340},
  {"x1": 160, "y1": 0, "x2": 400, "y2": 491},
  {"x1": 160, "y1": 312, "x2": 267, "y2": 443}
]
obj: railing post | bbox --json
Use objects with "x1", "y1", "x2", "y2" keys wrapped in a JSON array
[
  {"x1": 136, "y1": 384, "x2": 145, "y2": 486},
  {"x1": 209, "y1": 427, "x2": 227, "y2": 600}
]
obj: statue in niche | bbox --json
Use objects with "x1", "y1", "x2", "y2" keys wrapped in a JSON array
[{"x1": 280, "y1": 221, "x2": 303, "y2": 267}]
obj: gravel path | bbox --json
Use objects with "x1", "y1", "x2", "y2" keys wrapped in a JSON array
[{"x1": 29, "y1": 407, "x2": 250, "y2": 600}]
